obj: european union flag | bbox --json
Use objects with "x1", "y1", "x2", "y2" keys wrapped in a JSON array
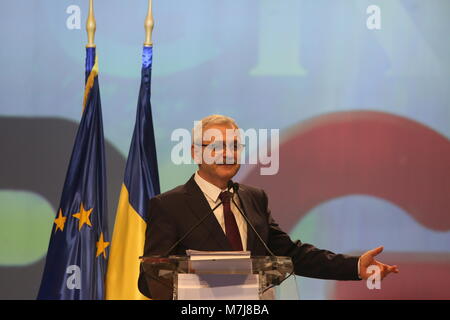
[
  {"x1": 106, "y1": 45, "x2": 160, "y2": 299},
  {"x1": 37, "y1": 47, "x2": 109, "y2": 300}
]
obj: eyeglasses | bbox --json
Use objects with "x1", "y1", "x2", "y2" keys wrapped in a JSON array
[{"x1": 195, "y1": 141, "x2": 245, "y2": 152}]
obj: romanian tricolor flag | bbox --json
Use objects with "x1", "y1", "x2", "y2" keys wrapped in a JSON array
[
  {"x1": 37, "y1": 47, "x2": 110, "y2": 300},
  {"x1": 105, "y1": 44, "x2": 160, "y2": 299}
]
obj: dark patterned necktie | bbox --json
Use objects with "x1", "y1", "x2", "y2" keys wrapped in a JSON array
[{"x1": 219, "y1": 191, "x2": 243, "y2": 251}]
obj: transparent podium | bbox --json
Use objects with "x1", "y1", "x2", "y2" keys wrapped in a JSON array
[{"x1": 140, "y1": 255, "x2": 299, "y2": 300}]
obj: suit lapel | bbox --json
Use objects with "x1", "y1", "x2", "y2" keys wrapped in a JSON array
[{"x1": 184, "y1": 176, "x2": 231, "y2": 250}]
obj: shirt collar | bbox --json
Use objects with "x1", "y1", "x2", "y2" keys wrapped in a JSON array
[{"x1": 194, "y1": 171, "x2": 233, "y2": 203}]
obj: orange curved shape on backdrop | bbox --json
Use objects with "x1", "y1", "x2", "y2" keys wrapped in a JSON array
[
  {"x1": 241, "y1": 110, "x2": 450, "y2": 232},
  {"x1": 331, "y1": 252, "x2": 450, "y2": 299}
]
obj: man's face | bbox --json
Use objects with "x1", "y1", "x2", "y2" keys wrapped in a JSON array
[{"x1": 192, "y1": 123, "x2": 242, "y2": 186}]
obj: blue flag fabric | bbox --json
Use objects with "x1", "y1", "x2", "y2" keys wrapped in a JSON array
[
  {"x1": 37, "y1": 47, "x2": 109, "y2": 300},
  {"x1": 105, "y1": 46, "x2": 160, "y2": 299},
  {"x1": 124, "y1": 46, "x2": 160, "y2": 215}
]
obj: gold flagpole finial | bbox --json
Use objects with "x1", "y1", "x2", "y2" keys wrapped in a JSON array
[
  {"x1": 86, "y1": 0, "x2": 96, "y2": 48},
  {"x1": 144, "y1": 0, "x2": 154, "y2": 47}
]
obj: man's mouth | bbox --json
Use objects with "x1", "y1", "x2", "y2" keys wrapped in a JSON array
[{"x1": 217, "y1": 163, "x2": 238, "y2": 167}]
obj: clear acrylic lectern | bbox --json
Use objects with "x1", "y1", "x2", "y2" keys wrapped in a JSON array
[{"x1": 140, "y1": 255, "x2": 297, "y2": 300}]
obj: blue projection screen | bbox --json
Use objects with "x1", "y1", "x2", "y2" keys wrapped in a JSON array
[{"x1": 0, "y1": 0, "x2": 449, "y2": 299}]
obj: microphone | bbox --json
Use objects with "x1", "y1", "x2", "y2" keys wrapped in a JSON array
[
  {"x1": 162, "y1": 200, "x2": 223, "y2": 257},
  {"x1": 229, "y1": 181, "x2": 296, "y2": 290},
  {"x1": 227, "y1": 180, "x2": 276, "y2": 258}
]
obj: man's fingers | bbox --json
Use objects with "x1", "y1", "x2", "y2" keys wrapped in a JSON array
[
  {"x1": 388, "y1": 265, "x2": 399, "y2": 273},
  {"x1": 378, "y1": 263, "x2": 399, "y2": 279},
  {"x1": 383, "y1": 263, "x2": 399, "y2": 273},
  {"x1": 367, "y1": 246, "x2": 384, "y2": 257}
]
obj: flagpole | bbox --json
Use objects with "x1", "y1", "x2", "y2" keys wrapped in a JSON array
[
  {"x1": 86, "y1": 0, "x2": 96, "y2": 48},
  {"x1": 144, "y1": 0, "x2": 154, "y2": 47}
]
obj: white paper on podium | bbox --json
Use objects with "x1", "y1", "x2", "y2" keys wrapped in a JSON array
[
  {"x1": 186, "y1": 250, "x2": 251, "y2": 260},
  {"x1": 177, "y1": 274, "x2": 259, "y2": 300},
  {"x1": 186, "y1": 250, "x2": 253, "y2": 274}
]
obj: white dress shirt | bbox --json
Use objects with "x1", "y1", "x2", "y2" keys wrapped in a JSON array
[{"x1": 194, "y1": 172, "x2": 247, "y2": 251}]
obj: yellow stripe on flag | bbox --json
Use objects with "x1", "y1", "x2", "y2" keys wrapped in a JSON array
[
  {"x1": 82, "y1": 55, "x2": 99, "y2": 112},
  {"x1": 105, "y1": 184, "x2": 149, "y2": 300}
]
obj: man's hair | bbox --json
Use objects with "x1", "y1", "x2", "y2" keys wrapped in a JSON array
[{"x1": 192, "y1": 114, "x2": 239, "y2": 144}]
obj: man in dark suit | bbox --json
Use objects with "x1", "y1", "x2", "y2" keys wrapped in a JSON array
[{"x1": 138, "y1": 115, "x2": 399, "y2": 299}]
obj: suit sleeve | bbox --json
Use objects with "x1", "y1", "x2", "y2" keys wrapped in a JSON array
[
  {"x1": 260, "y1": 190, "x2": 361, "y2": 281},
  {"x1": 143, "y1": 196, "x2": 178, "y2": 256}
]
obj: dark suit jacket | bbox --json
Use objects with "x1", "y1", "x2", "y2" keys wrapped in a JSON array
[{"x1": 138, "y1": 175, "x2": 360, "y2": 298}]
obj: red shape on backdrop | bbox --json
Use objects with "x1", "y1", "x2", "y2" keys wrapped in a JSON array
[
  {"x1": 241, "y1": 110, "x2": 450, "y2": 232},
  {"x1": 331, "y1": 252, "x2": 450, "y2": 299}
]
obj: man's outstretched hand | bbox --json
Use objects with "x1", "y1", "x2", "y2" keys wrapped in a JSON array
[{"x1": 359, "y1": 246, "x2": 399, "y2": 280}]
